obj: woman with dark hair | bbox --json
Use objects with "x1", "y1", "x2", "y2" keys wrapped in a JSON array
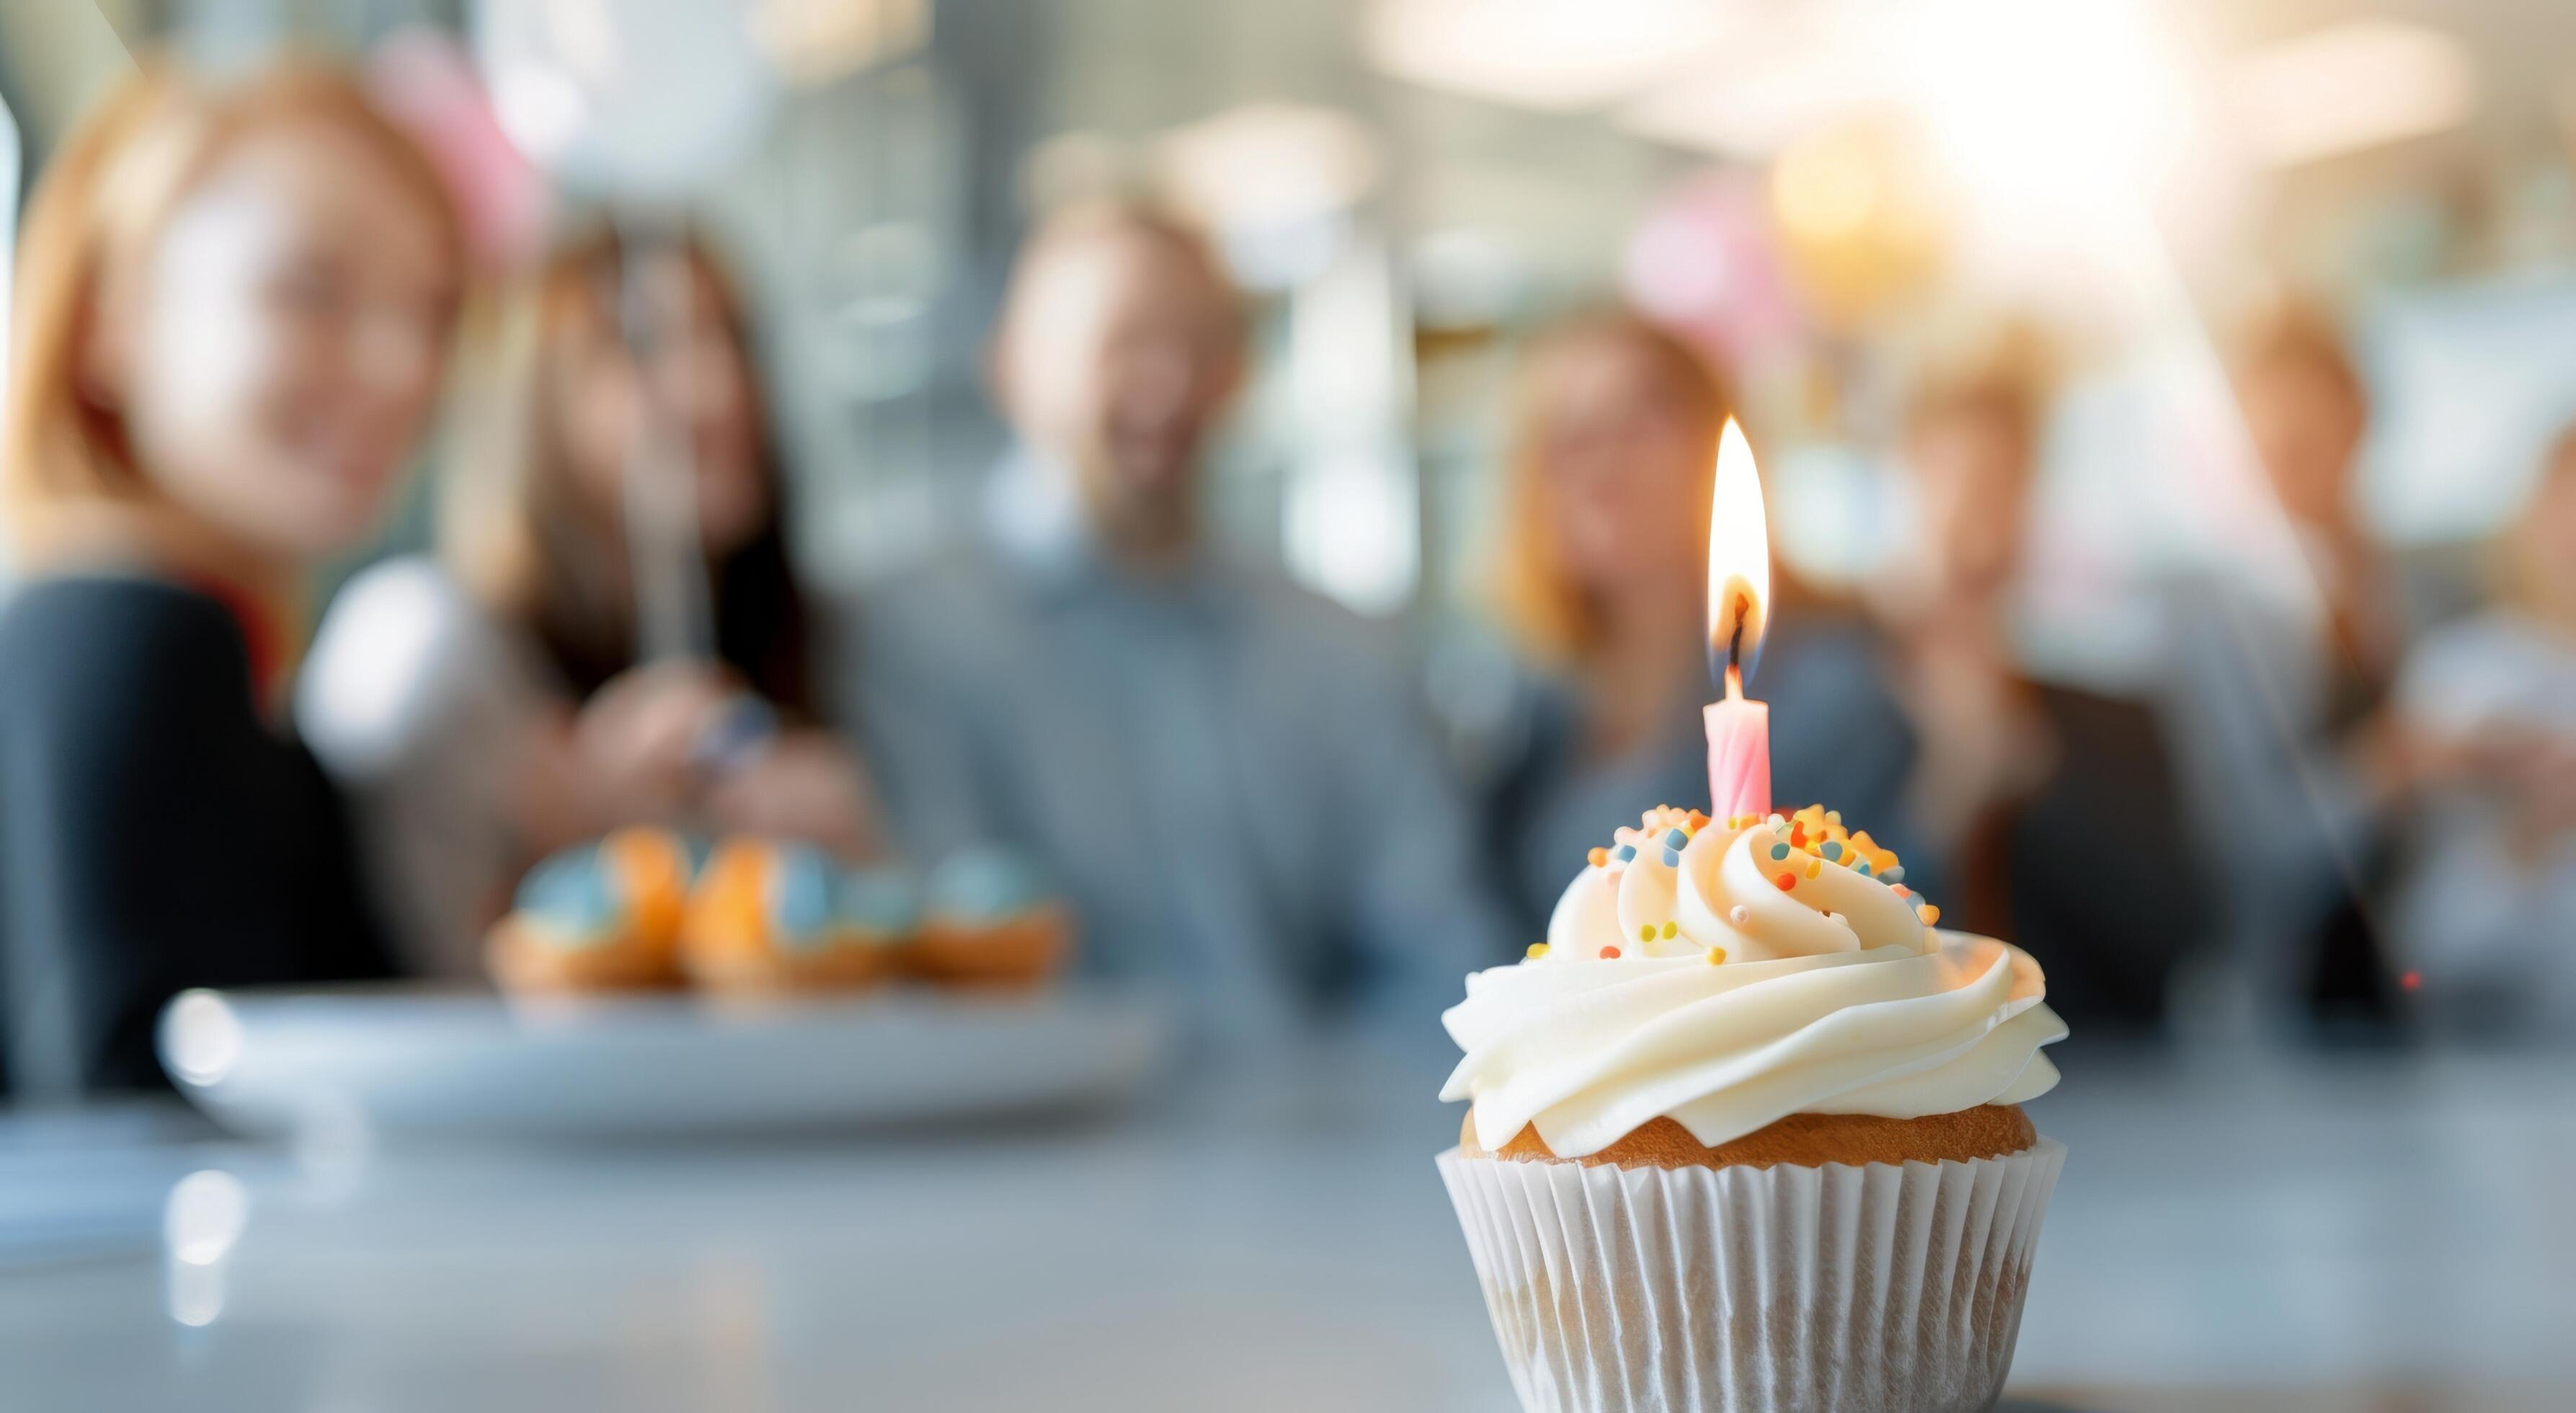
[
  {"x1": 298, "y1": 223, "x2": 877, "y2": 978},
  {"x1": 1878, "y1": 329, "x2": 2212, "y2": 1026},
  {"x1": 2163, "y1": 304, "x2": 2423, "y2": 1029}
]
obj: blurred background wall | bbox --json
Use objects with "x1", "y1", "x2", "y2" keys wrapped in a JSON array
[{"x1": 4, "y1": 0, "x2": 2575, "y2": 661}]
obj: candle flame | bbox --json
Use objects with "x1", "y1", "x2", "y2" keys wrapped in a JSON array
[{"x1": 1706, "y1": 418, "x2": 1769, "y2": 685}]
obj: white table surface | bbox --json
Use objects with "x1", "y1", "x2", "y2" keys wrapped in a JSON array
[{"x1": 3, "y1": 1029, "x2": 2572, "y2": 1412}]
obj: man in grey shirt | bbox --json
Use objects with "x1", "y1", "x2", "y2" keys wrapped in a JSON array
[{"x1": 847, "y1": 205, "x2": 1504, "y2": 1039}]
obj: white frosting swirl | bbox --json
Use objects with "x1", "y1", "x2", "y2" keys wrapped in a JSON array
[{"x1": 1444, "y1": 812, "x2": 2066, "y2": 1156}]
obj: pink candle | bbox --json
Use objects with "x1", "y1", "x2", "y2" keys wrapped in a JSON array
[
  {"x1": 1705, "y1": 667, "x2": 1771, "y2": 823},
  {"x1": 1703, "y1": 420, "x2": 1772, "y2": 822}
]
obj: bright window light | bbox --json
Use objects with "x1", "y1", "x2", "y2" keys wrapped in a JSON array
[
  {"x1": 2228, "y1": 20, "x2": 2475, "y2": 168},
  {"x1": 1363, "y1": 0, "x2": 1734, "y2": 111}
]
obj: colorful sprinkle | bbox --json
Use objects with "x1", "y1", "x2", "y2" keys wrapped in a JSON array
[
  {"x1": 1638, "y1": 923, "x2": 1656, "y2": 942},
  {"x1": 1769, "y1": 842, "x2": 1791, "y2": 861},
  {"x1": 1663, "y1": 848, "x2": 1682, "y2": 866},
  {"x1": 1806, "y1": 859, "x2": 1821, "y2": 880},
  {"x1": 1705, "y1": 946, "x2": 1728, "y2": 965},
  {"x1": 1600, "y1": 945, "x2": 1622, "y2": 960},
  {"x1": 1612, "y1": 843, "x2": 1637, "y2": 862},
  {"x1": 1891, "y1": 885, "x2": 1911, "y2": 898},
  {"x1": 1526, "y1": 943, "x2": 1551, "y2": 960},
  {"x1": 1821, "y1": 841, "x2": 1844, "y2": 861},
  {"x1": 1728, "y1": 905, "x2": 1751, "y2": 926},
  {"x1": 1661, "y1": 920, "x2": 1679, "y2": 939},
  {"x1": 1588, "y1": 847, "x2": 1608, "y2": 868},
  {"x1": 1790, "y1": 827, "x2": 1807, "y2": 848},
  {"x1": 1883, "y1": 866, "x2": 1905, "y2": 884},
  {"x1": 1919, "y1": 904, "x2": 1941, "y2": 925},
  {"x1": 1855, "y1": 861, "x2": 1873, "y2": 877},
  {"x1": 1663, "y1": 828, "x2": 1689, "y2": 850},
  {"x1": 1775, "y1": 871, "x2": 1797, "y2": 891}
]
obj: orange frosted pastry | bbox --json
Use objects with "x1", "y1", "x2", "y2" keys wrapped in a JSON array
[
  {"x1": 680, "y1": 840, "x2": 912, "y2": 996},
  {"x1": 908, "y1": 847, "x2": 1073, "y2": 990},
  {"x1": 486, "y1": 828, "x2": 693, "y2": 994}
]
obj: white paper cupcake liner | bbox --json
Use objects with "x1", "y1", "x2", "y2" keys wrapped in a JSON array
[{"x1": 1437, "y1": 1136, "x2": 2064, "y2": 1413}]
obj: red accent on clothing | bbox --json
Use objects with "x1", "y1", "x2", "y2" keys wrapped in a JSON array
[{"x1": 186, "y1": 575, "x2": 286, "y2": 705}]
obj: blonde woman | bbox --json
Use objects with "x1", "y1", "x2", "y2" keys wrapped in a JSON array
[
  {"x1": 0, "y1": 58, "x2": 463, "y2": 1094},
  {"x1": 298, "y1": 226, "x2": 876, "y2": 977},
  {"x1": 1477, "y1": 311, "x2": 1915, "y2": 941}
]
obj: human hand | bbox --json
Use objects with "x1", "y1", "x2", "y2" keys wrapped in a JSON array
[
  {"x1": 701, "y1": 728, "x2": 883, "y2": 859},
  {"x1": 572, "y1": 659, "x2": 741, "y2": 823},
  {"x1": 1901, "y1": 624, "x2": 2053, "y2": 839},
  {"x1": 2506, "y1": 735, "x2": 2576, "y2": 840},
  {"x1": 2400, "y1": 717, "x2": 2559, "y2": 790}
]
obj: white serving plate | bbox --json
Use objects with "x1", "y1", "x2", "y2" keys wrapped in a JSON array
[{"x1": 157, "y1": 983, "x2": 1172, "y2": 1141}]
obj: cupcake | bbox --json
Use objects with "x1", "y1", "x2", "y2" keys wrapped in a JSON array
[
  {"x1": 1438, "y1": 804, "x2": 2067, "y2": 1413},
  {"x1": 678, "y1": 839, "x2": 912, "y2": 995},
  {"x1": 485, "y1": 827, "x2": 694, "y2": 993},
  {"x1": 909, "y1": 846, "x2": 1073, "y2": 990}
]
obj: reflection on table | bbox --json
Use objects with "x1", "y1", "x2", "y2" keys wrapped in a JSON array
[{"x1": 1, "y1": 1032, "x2": 2572, "y2": 1412}]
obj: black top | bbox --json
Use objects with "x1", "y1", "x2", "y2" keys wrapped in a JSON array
[
  {"x1": 1960, "y1": 683, "x2": 2216, "y2": 1028},
  {"x1": 1479, "y1": 614, "x2": 2213, "y2": 1027},
  {"x1": 1480, "y1": 613, "x2": 1928, "y2": 948},
  {"x1": 0, "y1": 576, "x2": 395, "y2": 1097}
]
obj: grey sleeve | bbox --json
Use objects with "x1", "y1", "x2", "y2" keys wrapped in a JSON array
[
  {"x1": 2157, "y1": 582, "x2": 2377, "y2": 943},
  {"x1": 297, "y1": 565, "x2": 533, "y2": 976},
  {"x1": 838, "y1": 595, "x2": 992, "y2": 867},
  {"x1": 1337, "y1": 639, "x2": 1517, "y2": 1011}
]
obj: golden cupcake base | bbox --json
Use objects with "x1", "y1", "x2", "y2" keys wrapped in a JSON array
[{"x1": 1461, "y1": 1102, "x2": 2037, "y2": 1170}]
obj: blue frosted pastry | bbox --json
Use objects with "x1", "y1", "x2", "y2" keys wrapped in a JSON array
[
  {"x1": 680, "y1": 839, "x2": 914, "y2": 993},
  {"x1": 486, "y1": 828, "x2": 694, "y2": 993},
  {"x1": 911, "y1": 846, "x2": 1072, "y2": 989}
]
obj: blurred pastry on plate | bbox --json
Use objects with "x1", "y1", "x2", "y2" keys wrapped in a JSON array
[
  {"x1": 911, "y1": 846, "x2": 1074, "y2": 990},
  {"x1": 487, "y1": 828, "x2": 695, "y2": 993},
  {"x1": 680, "y1": 840, "x2": 912, "y2": 995}
]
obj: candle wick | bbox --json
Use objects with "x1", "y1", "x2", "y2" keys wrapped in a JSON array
[{"x1": 1710, "y1": 588, "x2": 1755, "y2": 696}]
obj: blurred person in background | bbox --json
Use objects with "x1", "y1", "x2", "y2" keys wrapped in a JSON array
[
  {"x1": 2167, "y1": 306, "x2": 2414, "y2": 1031},
  {"x1": 299, "y1": 226, "x2": 878, "y2": 978},
  {"x1": 1876, "y1": 335, "x2": 2211, "y2": 1027},
  {"x1": 1474, "y1": 311, "x2": 1918, "y2": 939},
  {"x1": 2387, "y1": 423, "x2": 2576, "y2": 1032},
  {"x1": 850, "y1": 203, "x2": 1502, "y2": 1037},
  {"x1": 0, "y1": 58, "x2": 461, "y2": 1094}
]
